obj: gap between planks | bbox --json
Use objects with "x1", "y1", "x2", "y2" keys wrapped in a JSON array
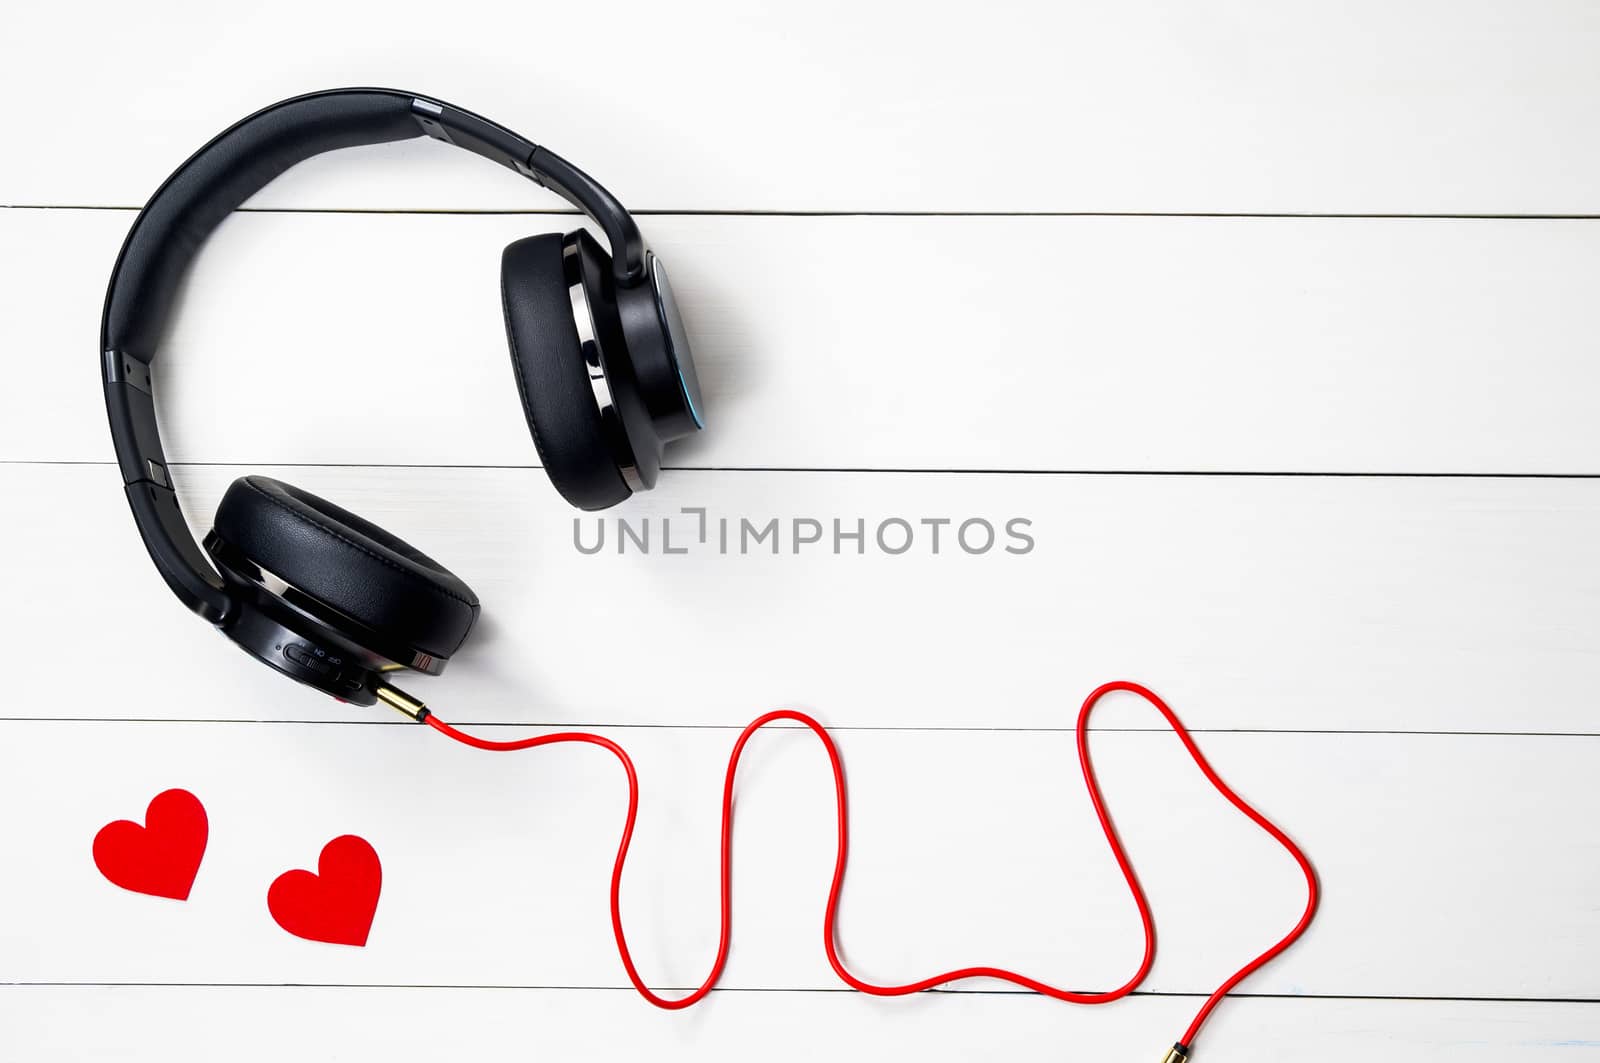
[
  {"x1": 6, "y1": 460, "x2": 1600, "y2": 479},
  {"x1": 5, "y1": 718, "x2": 1600, "y2": 739},
  {"x1": 4, "y1": 982, "x2": 1598, "y2": 1005},
  {"x1": 8, "y1": 204, "x2": 1600, "y2": 221}
]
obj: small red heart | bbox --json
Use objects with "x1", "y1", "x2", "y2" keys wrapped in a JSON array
[
  {"x1": 93, "y1": 788, "x2": 208, "y2": 901},
  {"x1": 268, "y1": 835, "x2": 382, "y2": 947}
]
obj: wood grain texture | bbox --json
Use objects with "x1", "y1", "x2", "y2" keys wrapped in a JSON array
[
  {"x1": 1, "y1": 720, "x2": 1594, "y2": 1001},
  {"x1": 2, "y1": 988, "x2": 1594, "y2": 1062},
  {"x1": 4, "y1": 1, "x2": 1600, "y2": 213},
  {"x1": 5, "y1": 464, "x2": 1599, "y2": 733},
  {"x1": 7, "y1": 208, "x2": 1600, "y2": 473}
]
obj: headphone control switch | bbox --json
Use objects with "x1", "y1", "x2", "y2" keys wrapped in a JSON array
[{"x1": 283, "y1": 643, "x2": 333, "y2": 676}]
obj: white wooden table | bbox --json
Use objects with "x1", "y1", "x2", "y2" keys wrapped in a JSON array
[{"x1": 2, "y1": 2, "x2": 1598, "y2": 1059}]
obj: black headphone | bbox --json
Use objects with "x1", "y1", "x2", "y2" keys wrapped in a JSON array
[{"x1": 103, "y1": 88, "x2": 705, "y2": 707}]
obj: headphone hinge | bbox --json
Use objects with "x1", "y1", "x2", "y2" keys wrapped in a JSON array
[
  {"x1": 410, "y1": 98, "x2": 455, "y2": 144},
  {"x1": 103, "y1": 347, "x2": 151, "y2": 394}
]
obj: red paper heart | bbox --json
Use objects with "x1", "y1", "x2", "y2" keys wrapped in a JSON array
[
  {"x1": 268, "y1": 835, "x2": 382, "y2": 947},
  {"x1": 93, "y1": 788, "x2": 209, "y2": 901}
]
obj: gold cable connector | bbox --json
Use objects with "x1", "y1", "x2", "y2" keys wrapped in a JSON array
[
  {"x1": 374, "y1": 682, "x2": 430, "y2": 723},
  {"x1": 1160, "y1": 1045, "x2": 1190, "y2": 1063}
]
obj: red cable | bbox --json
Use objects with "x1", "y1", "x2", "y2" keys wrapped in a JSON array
[{"x1": 423, "y1": 680, "x2": 1318, "y2": 1054}]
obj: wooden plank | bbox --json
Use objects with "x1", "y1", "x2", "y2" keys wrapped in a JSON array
[
  {"x1": 4, "y1": 2, "x2": 1600, "y2": 213},
  {"x1": 7, "y1": 463, "x2": 1600, "y2": 733},
  {"x1": 0, "y1": 720, "x2": 1594, "y2": 1001},
  {"x1": 6, "y1": 209, "x2": 1600, "y2": 473},
  {"x1": 1, "y1": 988, "x2": 1593, "y2": 1063}
]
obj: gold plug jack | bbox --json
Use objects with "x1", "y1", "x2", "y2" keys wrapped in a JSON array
[
  {"x1": 374, "y1": 683, "x2": 430, "y2": 722},
  {"x1": 1160, "y1": 1045, "x2": 1190, "y2": 1063}
]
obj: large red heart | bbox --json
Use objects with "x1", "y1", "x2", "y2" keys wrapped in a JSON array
[
  {"x1": 92, "y1": 788, "x2": 208, "y2": 901},
  {"x1": 267, "y1": 835, "x2": 382, "y2": 947}
]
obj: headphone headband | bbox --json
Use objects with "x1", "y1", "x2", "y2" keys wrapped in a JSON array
[
  {"x1": 104, "y1": 88, "x2": 644, "y2": 362},
  {"x1": 102, "y1": 88, "x2": 650, "y2": 624}
]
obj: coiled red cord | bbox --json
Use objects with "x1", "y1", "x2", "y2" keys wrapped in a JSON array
[{"x1": 423, "y1": 680, "x2": 1318, "y2": 1054}]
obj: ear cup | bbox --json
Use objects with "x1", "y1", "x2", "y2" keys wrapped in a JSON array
[
  {"x1": 501, "y1": 232, "x2": 632, "y2": 510},
  {"x1": 210, "y1": 476, "x2": 479, "y2": 660}
]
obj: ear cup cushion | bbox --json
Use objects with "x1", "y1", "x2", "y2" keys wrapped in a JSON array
[
  {"x1": 501, "y1": 233, "x2": 631, "y2": 511},
  {"x1": 212, "y1": 476, "x2": 479, "y2": 659}
]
